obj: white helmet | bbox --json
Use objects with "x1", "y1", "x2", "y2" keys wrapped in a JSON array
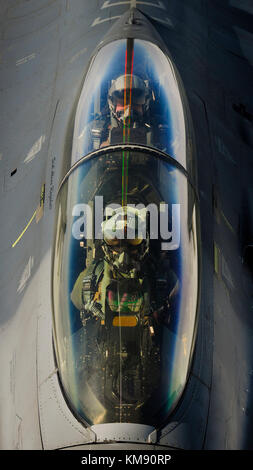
[{"x1": 108, "y1": 74, "x2": 151, "y2": 124}]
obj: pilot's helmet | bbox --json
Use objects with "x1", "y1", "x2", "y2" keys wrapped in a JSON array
[
  {"x1": 101, "y1": 206, "x2": 149, "y2": 278},
  {"x1": 108, "y1": 74, "x2": 150, "y2": 125}
]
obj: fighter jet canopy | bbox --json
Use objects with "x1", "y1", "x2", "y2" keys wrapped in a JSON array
[{"x1": 52, "y1": 37, "x2": 200, "y2": 428}]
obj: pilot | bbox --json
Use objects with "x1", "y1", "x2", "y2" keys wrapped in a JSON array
[
  {"x1": 71, "y1": 206, "x2": 179, "y2": 328},
  {"x1": 91, "y1": 74, "x2": 152, "y2": 149},
  {"x1": 71, "y1": 207, "x2": 149, "y2": 322},
  {"x1": 108, "y1": 74, "x2": 151, "y2": 128}
]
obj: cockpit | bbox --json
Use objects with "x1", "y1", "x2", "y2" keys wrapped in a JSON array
[{"x1": 52, "y1": 37, "x2": 199, "y2": 428}]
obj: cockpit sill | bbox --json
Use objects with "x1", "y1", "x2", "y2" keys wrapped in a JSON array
[{"x1": 57, "y1": 144, "x2": 197, "y2": 195}]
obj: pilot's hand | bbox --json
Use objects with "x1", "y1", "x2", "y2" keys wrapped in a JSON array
[{"x1": 85, "y1": 300, "x2": 104, "y2": 320}]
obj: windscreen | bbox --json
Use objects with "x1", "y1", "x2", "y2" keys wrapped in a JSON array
[
  {"x1": 52, "y1": 148, "x2": 199, "y2": 427},
  {"x1": 71, "y1": 39, "x2": 193, "y2": 173}
]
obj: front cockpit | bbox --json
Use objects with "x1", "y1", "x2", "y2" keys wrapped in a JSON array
[
  {"x1": 71, "y1": 38, "x2": 191, "y2": 172},
  {"x1": 52, "y1": 34, "x2": 200, "y2": 429}
]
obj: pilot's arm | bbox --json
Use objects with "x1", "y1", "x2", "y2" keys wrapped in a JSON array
[
  {"x1": 71, "y1": 262, "x2": 105, "y2": 320},
  {"x1": 71, "y1": 269, "x2": 87, "y2": 311},
  {"x1": 152, "y1": 261, "x2": 179, "y2": 326}
]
